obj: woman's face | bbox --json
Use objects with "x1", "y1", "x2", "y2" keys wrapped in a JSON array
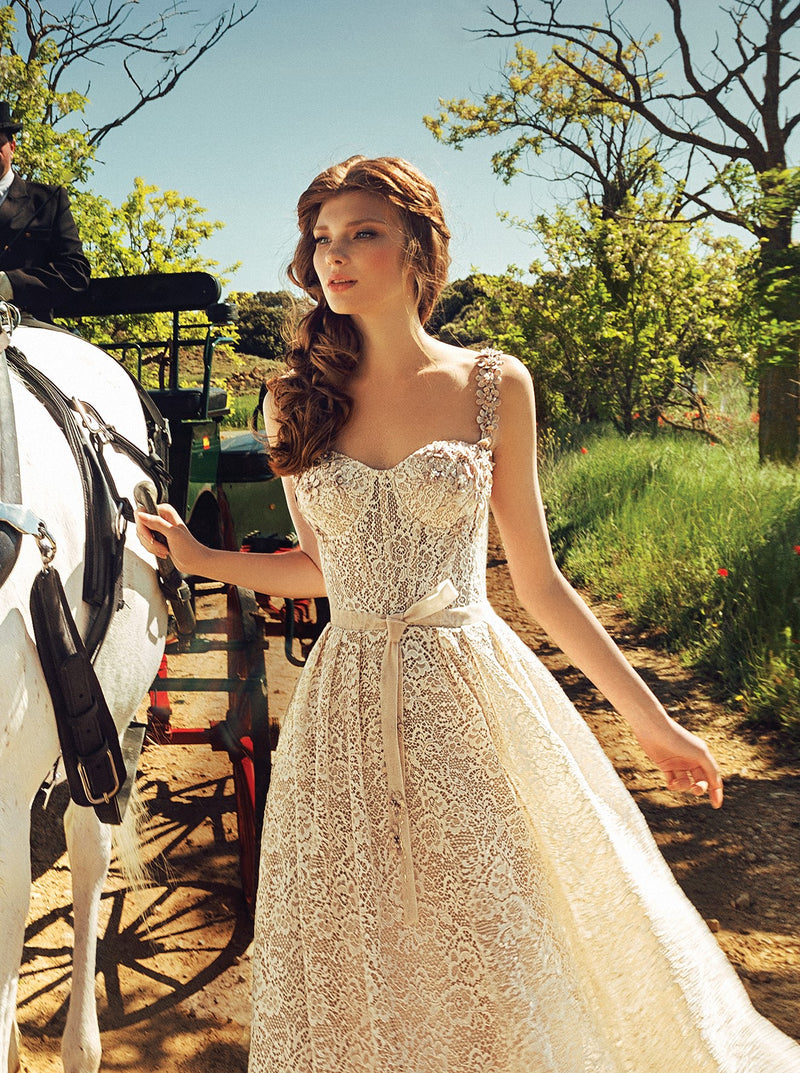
[{"x1": 311, "y1": 190, "x2": 413, "y2": 319}]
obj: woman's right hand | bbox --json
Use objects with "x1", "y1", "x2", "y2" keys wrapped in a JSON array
[{"x1": 135, "y1": 504, "x2": 208, "y2": 576}]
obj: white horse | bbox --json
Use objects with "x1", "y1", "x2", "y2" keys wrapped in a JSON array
[{"x1": 0, "y1": 321, "x2": 166, "y2": 1073}]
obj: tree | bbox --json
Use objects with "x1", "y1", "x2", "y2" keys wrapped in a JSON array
[
  {"x1": 425, "y1": 40, "x2": 666, "y2": 219},
  {"x1": 425, "y1": 39, "x2": 737, "y2": 431},
  {"x1": 0, "y1": 1, "x2": 254, "y2": 263},
  {"x1": 69, "y1": 179, "x2": 238, "y2": 349},
  {"x1": 0, "y1": 3, "x2": 250, "y2": 350},
  {"x1": 474, "y1": 0, "x2": 800, "y2": 462},
  {"x1": 231, "y1": 291, "x2": 300, "y2": 361},
  {"x1": 1, "y1": 0, "x2": 255, "y2": 148},
  {"x1": 459, "y1": 195, "x2": 743, "y2": 437},
  {"x1": 428, "y1": 277, "x2": 491, "y2": 346}
]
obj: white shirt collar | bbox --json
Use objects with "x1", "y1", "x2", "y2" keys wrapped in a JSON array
[{"x1": 0, "y1": 166, "x2": 15, "y2": 205}]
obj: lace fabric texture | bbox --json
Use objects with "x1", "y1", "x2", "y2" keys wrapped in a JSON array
[{"x1": 249, "y1": 352, "x2": 800, "y2": 1073}]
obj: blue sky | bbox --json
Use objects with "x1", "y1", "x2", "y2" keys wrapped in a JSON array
[{"x1": 78, "y1": 0, "x2": 741, "y2": 296}]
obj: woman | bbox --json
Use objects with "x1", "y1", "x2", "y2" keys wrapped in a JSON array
[{"x1": 137, "y1": 157, "x2": 800, "y2": 1072}]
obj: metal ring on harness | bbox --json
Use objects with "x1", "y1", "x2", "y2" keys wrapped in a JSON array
[
  {"x1": 114, "y1": 500, "x2": 128, "y2": 540},
  {"x1": 35, "y1": 521, "x2": 57, "y2": 567},
  {"x1": 0, "y1": 501, "x2": 57, "y2": 568}
]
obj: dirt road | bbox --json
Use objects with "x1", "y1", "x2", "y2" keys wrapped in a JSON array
[{"x1": 16, "y1": 531, "x2": 800, "y2": 1070}]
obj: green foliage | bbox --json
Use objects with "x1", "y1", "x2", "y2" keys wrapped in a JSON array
[
  {"x1": 426, "y1": 18, "x2": 800, "y2": 462},
  {"x1": 531, "y1": 198, "x2": 744, "y2": 432},
  {"x1": 443, "y1": 194, "x2": 745, "y2": 433},
  {"x1": 736, "y1": 241, "x2": 800, "y2": 375},
  {"x1": 709, "y1": 163, "x2": 800, "y2": 242},
  {"x1": 66, "y1": 179, "x2": 239, "y2": 345},
  {"x1": 424, "y1": 39, "x2": 661, "y2": 207},
  {"x1": 428, "y1": 277, "x2": 490, "y2": 346},
  {"x1": 541, "y1": 423, "x2": 800, "y2": 738},
  {"x1": 425, "y1": 37, "x2": 747, "y2": 436},
  {"x1": 224, "y1": 391, "x2": 262, "y2": 429},
  {"x1": 230, "y1": 291, "x2": 302, "y2": 361},
  {"x1": 747, "y1": 629, "x2": 800, "y2": 736},
  {"x1": 73, "y1": 178, "x2": 234, "y2": 278},
  {"x1": 0, "y1": 5, "x2": 237, "y2": 347},
  {"x1": 0, "y1": 12, "x2": 95, "y2": 186}
]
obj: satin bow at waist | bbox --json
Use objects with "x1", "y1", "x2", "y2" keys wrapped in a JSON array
[{"x1": 330, "y1": 580, "x2": 490, "y2": 925}]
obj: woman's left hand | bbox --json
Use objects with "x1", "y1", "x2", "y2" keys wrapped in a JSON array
[{"x1": 636, "y1": 718, "x2": 724, "y2": 808}]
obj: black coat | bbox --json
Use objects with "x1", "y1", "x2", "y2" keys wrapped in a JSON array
[{"x1": 0, "y1": 174, "x2": 90, "y2": 320}]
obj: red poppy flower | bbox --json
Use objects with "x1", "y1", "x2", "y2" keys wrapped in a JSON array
[
  {"x1": 794, "y1": 546, "x2": 800, "y2": 555},
  {"x1": 717, "y1": 568, "x2": 729, "y2": 577},
  {"x1": 580, "y1": 446, "x2": 588, "y2": 454}
]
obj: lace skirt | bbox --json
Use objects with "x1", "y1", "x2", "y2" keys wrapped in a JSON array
[{"x1": 248, "y1": 614, "x2": 800, "y2": 1073}]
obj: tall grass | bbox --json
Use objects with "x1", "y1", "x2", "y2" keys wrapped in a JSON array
[
  {"x1": 540, "y1": 429, "x2": 800, "y2": 739},
  {"x1": 224, "y1": 392, "x2": 261, "y2": 429}
]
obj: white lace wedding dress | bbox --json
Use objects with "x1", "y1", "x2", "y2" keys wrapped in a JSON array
[{"x1": 249, "y1": 352, "x2": 800, "y2": 1072}]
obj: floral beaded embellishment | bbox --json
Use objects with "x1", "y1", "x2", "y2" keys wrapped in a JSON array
[
  {"x1": 475, "y1": 350, "x2": 502, "y2": 446},
  {"x1": 420, "y1": 441, "x2": 493, "y2": 503}
]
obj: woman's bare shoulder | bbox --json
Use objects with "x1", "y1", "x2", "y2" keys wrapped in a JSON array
[
  {"x1": 262, "y1": 371, "x2": 295, "y2": 436},
  {"x1": 492, "y1": 350, "x2": 533, "y2": 385}
]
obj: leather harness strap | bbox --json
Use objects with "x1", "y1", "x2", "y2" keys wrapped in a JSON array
[
  {"x1": 4, "y1": 340, "x2": 168, "y2": 659},
  {"x1": 1, "y1": 326, "x2": 170, "y2": 821},
  {"x1": 0, "y1": 342, "x2": 22, "y2": 587},
  {"x1": 30, "y1": 565, "x2": 128, "y2": 824}
]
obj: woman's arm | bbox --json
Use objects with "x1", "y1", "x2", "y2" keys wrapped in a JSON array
[
  {"x1": 490, "y1": 356, "x2": 723, "y2": 807},
  {"x1": 135, "y1": 390, "x2": 327, "y2": 599}
]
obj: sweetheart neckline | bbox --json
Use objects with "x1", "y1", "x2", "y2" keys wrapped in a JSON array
[{"x1": 327, "y1": 437, "x2": 491, "y2": 473}]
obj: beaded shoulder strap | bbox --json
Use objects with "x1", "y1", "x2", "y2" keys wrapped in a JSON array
[{"x1": 475, "y1": 350, "x2": 503, "y2": 445}]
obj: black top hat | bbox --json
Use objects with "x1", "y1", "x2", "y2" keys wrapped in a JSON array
[{"x1": 0, "y1": 102, "x2": 22, "y2": 135}]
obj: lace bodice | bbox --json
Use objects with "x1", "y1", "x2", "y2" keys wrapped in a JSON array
[{"x1": 294, "y1": 351, "x2": 502, "y2": 615}]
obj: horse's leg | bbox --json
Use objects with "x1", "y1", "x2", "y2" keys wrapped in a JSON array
[
  {"x1": 61, "y1": 801, "x2": 111, "y2": 1073},
  {"x1": 0, "y1": 800, "x2": 31, "y2": 1073}
]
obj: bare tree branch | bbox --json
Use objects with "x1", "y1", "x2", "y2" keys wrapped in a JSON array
[
  {"x1": 481, "y1": 0, "x2": 799, "y2": 180},
  {"x1": 8, "y1": 0, "x2": 256, "y2": 145}
]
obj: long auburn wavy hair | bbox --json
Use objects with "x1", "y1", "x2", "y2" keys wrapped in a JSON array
[{"x1": 266, "y1": 156, "x2": 452, "y2": 475}]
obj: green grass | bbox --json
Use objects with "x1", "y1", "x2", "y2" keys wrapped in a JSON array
[
  {"x1": 223, "y1": 392, "x2": 261, "y2": 429},
  {"x1": 540, "y1": 429, "x2": 800, "y2": 739}
]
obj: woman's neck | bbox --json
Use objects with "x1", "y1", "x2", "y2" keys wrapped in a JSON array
[{"x1": 353, "y1": 311, "x2": 435, "y2": 379}]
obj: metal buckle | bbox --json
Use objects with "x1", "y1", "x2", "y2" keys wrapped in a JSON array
[
  {"x1": 72, "y1": 397, "x2": 116, "y2": 445},
  {"x1": 114, "y1": 501, "x2": 128, "y2": 540},
  {"x1": 77, "y1": 750, "x2": 121, "y2": 805},
  {"x1": 0, "y1": 502, "x2": 57, "y2": 567},
  {"x1": 0, "y1": 301, "x2": 21, "y2": 335}
]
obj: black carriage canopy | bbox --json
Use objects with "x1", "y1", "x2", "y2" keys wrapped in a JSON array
[{"x1": 52, "y1": 271, "x2": 230, "y2": 320}]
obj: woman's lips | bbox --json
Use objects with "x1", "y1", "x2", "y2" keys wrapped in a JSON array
[{"x1": 327, "y1": 278, "x2": 356, "y2": 292}]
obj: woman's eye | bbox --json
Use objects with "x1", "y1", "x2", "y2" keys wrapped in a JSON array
[
  {"x1": 313, "y1": 235, "x2": 329, "y2": 245},
  {"x1": 354, "y1": 229, "x2": 376, "y2": 239}
]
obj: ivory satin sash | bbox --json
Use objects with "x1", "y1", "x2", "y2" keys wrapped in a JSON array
[{"x1": 331, "y1": 579, "x2": 490, "y2": 925}]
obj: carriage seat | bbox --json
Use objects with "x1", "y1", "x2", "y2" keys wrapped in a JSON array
[{"x1": 149, "y1": 386, "x2": 229, "y2": 422}]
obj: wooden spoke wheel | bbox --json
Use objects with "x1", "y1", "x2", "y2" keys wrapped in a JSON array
[{"x1": 226, "y1": 584, "x2": 271, "y2": 916}]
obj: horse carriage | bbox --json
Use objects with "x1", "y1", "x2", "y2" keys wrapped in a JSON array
[{"x1": 0, "y1": 271, "x2": 322, "y2": 1073}]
